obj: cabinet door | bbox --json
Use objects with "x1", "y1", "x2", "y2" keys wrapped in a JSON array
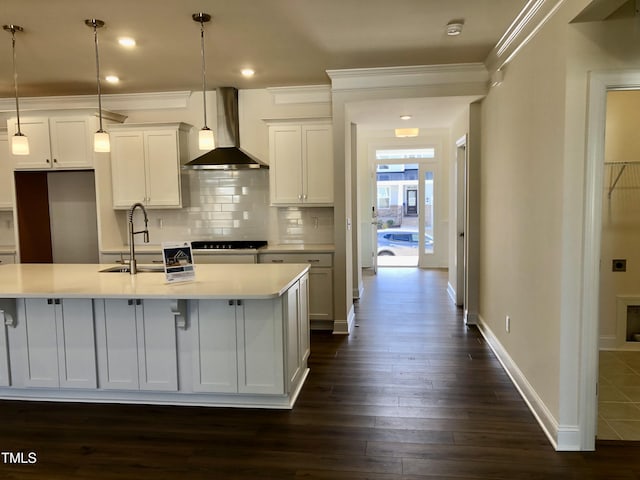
[
  {"x1": 144, "y1": 130, "x2": 181, "y2": 207},
  {"x1": 237, "y1": 300, "x2": 284, "y2": 394},
  {"x1": 49, "y1": 117, "x2": 92, "y2": 169},
  {"x1": 18, "y1": 299, "x2": 59, "y2": 387},
  {"x1": 95, "y1": 299, "x2": 139, "y2": 389},
  {"x1": 269, "y1": 125, "x2": 303, "y2": 205},
  {"x1": 0, "y1": 137, "x2": 14, "y2": 208},
  {"x1": 136, "y1": 300, "x2": 178, "y2": 391},
  {"x1": 0, "y1": 300, "x2": 15, "y2": 387},
  {"x1": 56, "y1": 299, "x2": 97, "y2": 388},
  {"x1": 309, "y1": 267, "x2": 333, "y2": 321},
  {"x1": 302, "y1": 125, "x2": 333, "y2": 204},
  {"x1": 110, "y1": 131, "x2": 146, "y2": 207},
  {"x1": 8, "y1": 117, "x2": 52, "y2": 169},
  {"x1": 192, "y1": 300, "x2": 238, "y2": 393}
]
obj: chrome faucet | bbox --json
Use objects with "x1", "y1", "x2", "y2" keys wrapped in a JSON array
[{"x1": 127, "y1": 202, "x2": 149, "y2": 275}]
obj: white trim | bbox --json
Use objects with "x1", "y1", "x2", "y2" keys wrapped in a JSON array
[
  {"x1": 267, "y1": 85, "x2": 331, "y2": 105},
  {"x1": 599, "y1": 335, "x2": 618, "y2": 350},
  {"x1": 582, "y1": 69, "x2": 640, "y2": 450},
  {"x1": 477, "y1": 316, "x2": 571, "y2": 450},
  {"x1": 615, "y1": 296, "x2": 640, "y2": 350},
  {"x1": 333, "y1": 304, "x2": 355, "y2": 335},
  {"x1": 486, "y1": 0, "x2": 566, "y2": 73},
  {"x1": 0, "y1": 91, "x2": 191, "y2": 113},
  {"x1": 327, "y1": 64, "x2": 488, "y2": 92}
]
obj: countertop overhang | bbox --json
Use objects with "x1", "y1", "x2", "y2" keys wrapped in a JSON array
[{"x1": 0, "y1": 263, "x2": 310, "y2": 300}]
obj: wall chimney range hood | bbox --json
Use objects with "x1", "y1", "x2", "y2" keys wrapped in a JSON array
[{"x1": 183, "y1": 87, "x2": 268, "y2": 170}]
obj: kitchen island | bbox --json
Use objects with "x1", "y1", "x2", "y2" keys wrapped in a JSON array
[{"x1": 0, "y1": 263, "x2": 310, "y2": 409}]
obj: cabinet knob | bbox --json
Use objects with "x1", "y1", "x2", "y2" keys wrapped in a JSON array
[
  {"x1": 46, "y1": 159, "x2": 50, "y2": 163},
  {"x1": 303, "y1": 194, "x2": 307, "y2": 200},
  {"x1": 53, "y1": 158, "x2": 58, "y2": 163}
]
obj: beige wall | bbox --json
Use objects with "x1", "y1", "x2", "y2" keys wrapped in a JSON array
[{"x1": 479, "y1": 0, "x2": 640, "y2": 447}]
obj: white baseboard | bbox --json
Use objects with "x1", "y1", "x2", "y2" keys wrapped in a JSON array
[
  {"x1": 476, "y1": 315, "x2": 580, "y2": 451},
  {"x1": 353, "y1": 282, "x2": 364, "y2": 300},
  {"x1": 599, "y1": 335, "x2": 617, "y2": 350},
  {"x1": 333, "y1": 304, "x2": 356, "y2": 335}
]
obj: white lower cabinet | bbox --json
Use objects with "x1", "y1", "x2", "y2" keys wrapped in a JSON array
[
  {"x1": 14, "y1": 298, "x2": 97, "y2": 388},
  {"x1": 193, "y1": 298, "x2": 284, "y2": 395},
  {"x1": 0, "y1": 300, "x2": 16, "y2": 387},
  {"x1": 95, "y1": 299, "x2": 178, "y2": 391}
]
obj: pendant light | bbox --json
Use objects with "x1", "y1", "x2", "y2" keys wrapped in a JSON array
[
  {"x1": 85, "y1": 19, "x2": 110, "y2": 153},
  {"x1": 193, "y1": 13, "x2": 215, "y2": 151},
  {"x1": 3, "y1": 24, "x2": 29, "y2": 156}
]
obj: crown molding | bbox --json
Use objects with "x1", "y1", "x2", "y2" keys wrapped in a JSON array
[
  {"x1": 267, "y1": 85, "x2": 332, "y2": 105},
  {"x1": 485, "y1": 0, "x2": 566, "y2": 74},
  {"x1": 326, "y1": 63, "x2": 488, "y2": 92},
  {"x1": 0, "y1": 91, "x2": 191, "y2": 113}
]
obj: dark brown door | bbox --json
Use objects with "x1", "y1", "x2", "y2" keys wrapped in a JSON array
[{"x1": 14, "y1": 171, "x2": 53, "y2": 263}]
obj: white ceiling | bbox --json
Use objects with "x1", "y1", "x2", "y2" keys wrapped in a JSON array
[
  {"x1": 1, "y1": 0, "x2": 531, "y2": 132},
  {"x1": 2, "y1": 0, "x2": 527, "y2": 97}
]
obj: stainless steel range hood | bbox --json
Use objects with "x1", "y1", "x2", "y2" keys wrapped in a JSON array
[{"x1": 183, "y1": 87, "x2": 268, "y2": 170}]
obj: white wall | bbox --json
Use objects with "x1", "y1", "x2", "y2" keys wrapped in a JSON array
[{"x1": 599, "y1": 90, "x2": 640, "y2": 346}]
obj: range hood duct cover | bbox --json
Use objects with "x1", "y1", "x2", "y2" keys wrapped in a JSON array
[{"x1": 184, "y1": 87, "x2": 268, "y2": 170}]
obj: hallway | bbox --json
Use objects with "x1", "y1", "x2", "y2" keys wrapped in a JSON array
[{"x1": 0, "y1": 268, "x2": 638, "y2": 478}]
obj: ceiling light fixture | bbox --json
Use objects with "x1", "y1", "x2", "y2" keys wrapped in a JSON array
[
  {"x1": 85, "y1": 18, "x2": 110, "y2": 153},
  {"x1": 3, "y1": 24, "x2": 29, "y2": 156},
  {"x1": 395, "y1": 128, "x2": 419, "y2": 138},
  {"x1": 446, "y1": 21, "x2": 464, "y2": 36},
  {"x1": 193, "y1": 12, "x2": 215, "y2": 151},
  {"x1": 118, "y1": 37, "x2": 136, "y2": 48},
  {"x1": 400, "y1": 115, "x2": 412, "y2": 121},
  {"x1": 105, "y1": 75, "x2": 119, "y2": 84},
  {"x1": 241, "y1": 68, "x2": 255, "y2": 78}
]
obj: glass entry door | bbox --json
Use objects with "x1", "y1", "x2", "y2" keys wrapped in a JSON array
[{"x1": 373, "y1": 150, "x2": 438, "y2": 268}]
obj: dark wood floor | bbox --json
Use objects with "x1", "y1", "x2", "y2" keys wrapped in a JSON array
[{"x1": 1, "y1": 268, "x2": 639, "y2": 479}]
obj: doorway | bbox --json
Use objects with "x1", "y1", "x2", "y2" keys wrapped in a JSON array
[
  {"x1": 15, "y1": 170, "x2": 99, "y2": 263},
  {"x1": 373, "y1": 148, "x2": 437, "y2": 268}
]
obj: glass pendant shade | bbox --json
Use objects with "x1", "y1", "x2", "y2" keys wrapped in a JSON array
[
  {"x1": 11, "y1": 133, "x2": 29, "y2": 155},
  {"x1": 199, "y1": 128, "x2": 215, "y2": 150},
  {"x1": 94, "y1": 131, "x2": 111, "y2": 153}
]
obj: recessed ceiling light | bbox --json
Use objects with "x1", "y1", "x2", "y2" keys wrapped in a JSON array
[
  {"x1": 446, "y1": 21, "x2": 464, "y2": 36},
  {"x1": 400, "y1": 115, "x2": 412, "y2": 121},
  {"x1": 118, "y1": 37, "x2": 136, "y2": 47},
  {"x1": 105, "y1": 75, "x2": 120, "y2": 84},
  {"x1": 241, "y1": 68, "x2": 255, "y2": 78}
]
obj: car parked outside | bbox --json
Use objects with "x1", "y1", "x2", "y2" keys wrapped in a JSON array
[{"x1": 377, "y1": 230, "x2": 433, "y2": 256}]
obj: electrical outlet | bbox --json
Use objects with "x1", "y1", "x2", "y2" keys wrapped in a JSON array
[
  {"x1": 612, "y1": 259, "x2": 626, "y2": 272},
  {"x1": 505, "y1": 315, "x2": 511, "y2": 333}
]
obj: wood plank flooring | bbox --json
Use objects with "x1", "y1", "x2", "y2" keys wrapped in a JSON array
[{"x1": 1, "y1": 267, "x2": 639, "y2": 479}]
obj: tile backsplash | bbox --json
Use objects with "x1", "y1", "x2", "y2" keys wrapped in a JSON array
[
  {"x1": 0, "y1": 211, "x2": 15, "y2": 247},
  {"x1": 127, "y1": 169, "x2": 333, "y2": 245}
]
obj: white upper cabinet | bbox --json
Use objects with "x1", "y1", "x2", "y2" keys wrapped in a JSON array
[
  {"x1": 268, "y1": 121, "x2": 333, "y2": 206},
  {"x1": 7, "y1": 116, "x2": 93, "y2": 169},
  {"x1": 0, "y1": 135, "x2": 14, "y2": 208},
  {"x1": 109, "y1": 123, "x2": 190, "y2": 209}
]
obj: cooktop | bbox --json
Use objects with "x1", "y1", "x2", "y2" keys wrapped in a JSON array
[{"x1": 190, "y1": 240, "x2": 268, "y2": 250}]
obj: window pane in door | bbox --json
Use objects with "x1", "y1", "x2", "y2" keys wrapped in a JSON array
[{"x1": 424, "y1": 170, "x2": 434, "y2": 255}]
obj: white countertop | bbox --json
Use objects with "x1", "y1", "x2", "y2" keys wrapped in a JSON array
[
  {"x1": 0, "y1": 263, "x2": 309, "y2": 300},
  {"x1": 101, "y1": 244, "x2": 335, "y2": 255}
]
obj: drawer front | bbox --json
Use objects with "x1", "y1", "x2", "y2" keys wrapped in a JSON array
[
  {"x1": 259, "y1": 253, "x2": 332, "y2": 267},
  {"x1": 193, "y1": 253, "x2": 257, "y2": 264}
]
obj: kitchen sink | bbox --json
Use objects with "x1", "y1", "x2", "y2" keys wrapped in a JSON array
[{"x1": 99, "y1": 265, "x2": 165, "y2": 273}]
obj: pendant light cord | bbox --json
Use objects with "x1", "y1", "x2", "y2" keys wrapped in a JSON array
[
  {"x1": 199, "y1": 18, "x2": 208, "y2": 130},
  {"x1": 92, "y1": 22, "x2": 104, "y2": 133},
  {"x1": 9, "y1": 28, "x2": 22, "y2": 136}
]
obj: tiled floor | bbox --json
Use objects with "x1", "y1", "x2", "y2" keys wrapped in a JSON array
[{"x1": 598, "y1": 350, "x2": 640, "y2": 440}]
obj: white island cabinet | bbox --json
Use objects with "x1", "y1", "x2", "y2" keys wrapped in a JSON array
[{"x1": 0, "y1": 263, "x2": 309, "y2": 409}]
